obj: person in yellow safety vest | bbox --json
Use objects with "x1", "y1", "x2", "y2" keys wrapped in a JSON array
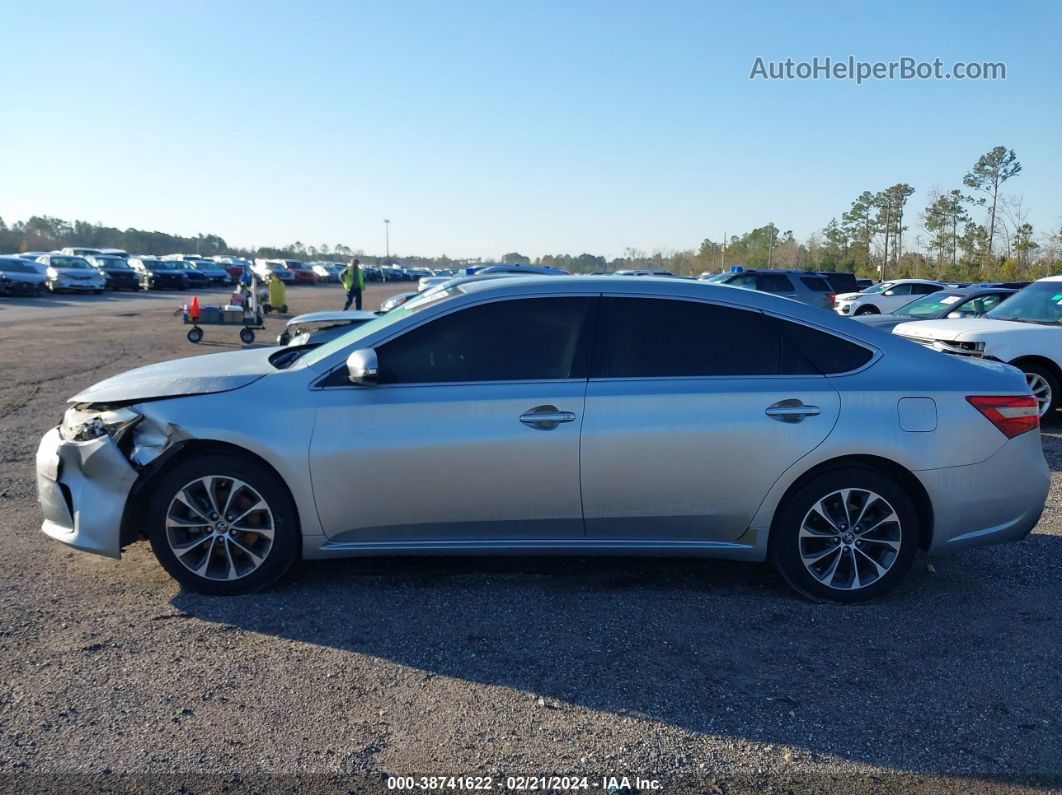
[{"x1": 341, "y1": 258, "x2": 365, "y2": 310}]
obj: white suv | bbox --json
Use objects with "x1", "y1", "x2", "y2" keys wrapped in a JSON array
[
  {"x1": 895, "y1": 276, "x2": 1062, "y2": 415},
  {"x1": 834, "y1": 279, "x2": 944, "y2": 316}
]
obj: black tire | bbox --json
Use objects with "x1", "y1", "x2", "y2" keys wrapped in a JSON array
[
  {"x1": 186, "y1": 327, "x2": 203, "y2": 343},
  {"x1": 94, "y1": 289, "x2": 104, "y2": 295},
  {"x1": 1015, "y1": 362, "x2": 1058, "y2": 417},
  {"x1": 146, "y1": 454, "x2": 300, "y2": 595},
  {"x1": 239, "y1": 327, "x2": 255, "y2": 344},
  {"x1": 280, "y1": 304, "x2": 288, "y2": 313},
  {"x1": 770, "y1": 467, "x2": 918, "y2": 603},
  {"x1": 854, "y1": 305, "x2": 879, "y2": 316}
]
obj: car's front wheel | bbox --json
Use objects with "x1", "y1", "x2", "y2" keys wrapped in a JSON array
[
  {"x1": 146, "y1": 454, "x2": 300, "y2": 594},
  {"x1": 854, "y1": 304, "x2": 879, "y2": 315},
  {"x1": 771, "y1": 468, "x2": 918, "y2": 602}
]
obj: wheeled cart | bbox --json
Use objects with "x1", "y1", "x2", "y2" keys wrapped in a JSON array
[{"x1": 182, "y1": 276, "x2": 266, "y2": 344}]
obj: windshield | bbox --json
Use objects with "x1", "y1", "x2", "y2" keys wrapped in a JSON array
[
  {"x1": 986, "y1": 282, "x2": 1062, "y2": 324},
  {"x1": 50, "y1": 256, "x2": 91, "y2": 269},
  {"x1": 298, "y1": 305, "x2": 415, "y2": 367},
  {"x1": 96, "y1": 257, "x2": 131, "y2": 269},
  {"x1": 862, "y1": 281, "x2": 894, "y2": 294},
  {"x1": 894, "y1": 292, "x2": 963, "y2": 318}
]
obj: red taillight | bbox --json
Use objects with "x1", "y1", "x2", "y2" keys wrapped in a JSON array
[
  {"x1": 966, "y1": 395, "x2": 1040, "y2": 438},
  {"x1": 826, "y1": 293, "x2": 835, "y2": 302}
]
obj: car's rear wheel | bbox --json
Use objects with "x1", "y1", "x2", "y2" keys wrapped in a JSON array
[
  {"x1": 1018, "y1": 363, "x2": 1057, "y2": 417},
  {"x1": 146, "y1": 454, "x2": 300, "y2": 595},
  {"x1": 771, "y1": 468, "x2": 918, "y2": 602},
  {"x1": 854, "y1": 305, "x2": 879, "y2": 315}
]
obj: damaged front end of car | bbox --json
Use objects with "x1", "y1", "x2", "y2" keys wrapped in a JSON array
[
  {"x1": 37, "y1": 402, "x2": 194, "y2": 559},
  {"x1": 36, "y1": 346, "x2": 280, "y2": 559}
]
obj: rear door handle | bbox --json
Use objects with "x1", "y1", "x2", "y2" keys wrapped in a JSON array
[
  {"x1": 520, "y1": 405, "x2": 577, "y2": 430},
  {"x1": 765, "y1": 399, "x2": 821, "y2": 423}
]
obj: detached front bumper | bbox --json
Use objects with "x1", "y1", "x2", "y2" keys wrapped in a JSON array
[{"x1": 36, "y1": 427, "x2": 138, "y2": 559}]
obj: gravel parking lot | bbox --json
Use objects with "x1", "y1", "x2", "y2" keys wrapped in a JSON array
[{"x1": 0, "y1": 283, "x2": 1059, "y2": 793}]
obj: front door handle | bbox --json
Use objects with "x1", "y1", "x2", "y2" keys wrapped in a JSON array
[
  {"x1": 765, "y1": 399, "x2": 821, "y2": 423},
  {"x1": 520, "y1": 405, "x2": 577, "y2": 430}
]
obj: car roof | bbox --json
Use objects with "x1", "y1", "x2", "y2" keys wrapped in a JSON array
[
  {"x1": 935, "y1": 286, "x2": 1016, "y2": 296},
  {"x1": 882, "y1": 278, "x2": 943, "y2": 284}
]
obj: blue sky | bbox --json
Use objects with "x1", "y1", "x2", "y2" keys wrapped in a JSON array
[{"x1": 2, "y1": 0, "x2": 1059, "y2": 259}]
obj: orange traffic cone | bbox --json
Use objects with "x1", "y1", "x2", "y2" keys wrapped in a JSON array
[{"x1": 189, "y1": 295, "x2": 200, "y2": 321}]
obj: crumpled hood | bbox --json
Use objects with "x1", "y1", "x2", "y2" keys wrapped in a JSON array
[
  {"x1": 70, "y1": 347, "x2": 277, "y2": 404},
  {"x1": 895, "y1": 318, "x2": 1041, "y2": 342}
]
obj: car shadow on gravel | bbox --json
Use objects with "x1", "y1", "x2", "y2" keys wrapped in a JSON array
[{"x1": 172, "y1": 539, "x2": 1062, "y2": 781}]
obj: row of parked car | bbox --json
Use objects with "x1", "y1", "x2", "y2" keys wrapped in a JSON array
[{"x1": 0, "y1": 247, "x2": 487, "y2": 296}]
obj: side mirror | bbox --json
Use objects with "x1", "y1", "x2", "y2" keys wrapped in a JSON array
[
  {"x1": 346, "y1": 348, "x2": 379, "y2": 385},
  {"x1": 947, "y1": 311, "x2": 962, "y2": 319},
  {"x1": 884, "y1": 290, "x2": 895, "y2": 296}
]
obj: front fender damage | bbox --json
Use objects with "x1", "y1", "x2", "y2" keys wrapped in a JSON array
[{"x1": 128, "y1": 413, "x2": 192, "y2": 467}]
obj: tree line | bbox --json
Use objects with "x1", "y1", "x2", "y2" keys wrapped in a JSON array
[{"x1": 2, "y1": 145, "x2": 1058, "y2": 281}]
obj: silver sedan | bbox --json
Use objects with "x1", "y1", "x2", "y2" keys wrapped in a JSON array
[{"x1": 36, "y1": 277, "x2": 1048, "y2": 601}]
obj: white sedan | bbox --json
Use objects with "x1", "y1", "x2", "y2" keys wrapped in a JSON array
[
  {"x1": 834, "y1": 279, "x2": 944, "y2": 316},
  {"x1": 895, "y1": 277, "x2": 1062, "y2": 416}
]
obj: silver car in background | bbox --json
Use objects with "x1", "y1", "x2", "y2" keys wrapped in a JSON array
[
  {"x1": 36, "y1": 277, "x2": 1048, "y2": 600},
  {"x1": 34, "y1": 253, "x2": 107, "y2": 293}
]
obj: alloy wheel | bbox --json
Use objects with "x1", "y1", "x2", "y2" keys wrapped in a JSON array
[
  {"x1": 1025, "y1": 372, "x2": 1052, "y2": 417},
  {"x1": 165, "y1": 476, "x2": 275, "y2": 581},
  {"x1": 798, "y1": 488, "x2": 902, "y2": 591}
]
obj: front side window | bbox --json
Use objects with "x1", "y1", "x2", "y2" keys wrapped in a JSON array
[
  {"x1": 591, "y1": 297, "x2": 814, "y2": 378},
  {"x1": 726, "y1": 274, "x2": 758, "y2": 290},
  {"x1": 377, "y1": 297, "x2": 592, "y2": 384}
]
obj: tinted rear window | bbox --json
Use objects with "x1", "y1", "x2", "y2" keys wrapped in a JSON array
[
  {"x1": 758, "y1": 273, "x2": 794, "y2": 293},
  {"x1": 592, "y1": 297, "x2": 815, "y2": 378},
  {"x1": 800, "y1": 276, "x2": 831, "y2": 292},
  {"x1": 772, "y1": 318, "x2": 874, "y2": 374}
]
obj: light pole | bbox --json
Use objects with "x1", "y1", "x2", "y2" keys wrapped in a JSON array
[{"x1": 384, "y1": 219, "x2": 390, "y2": 265}]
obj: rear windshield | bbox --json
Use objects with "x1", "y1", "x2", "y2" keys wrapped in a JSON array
[{"x1": 0, "y1": 259, "x2": 36, "y2": 273}]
